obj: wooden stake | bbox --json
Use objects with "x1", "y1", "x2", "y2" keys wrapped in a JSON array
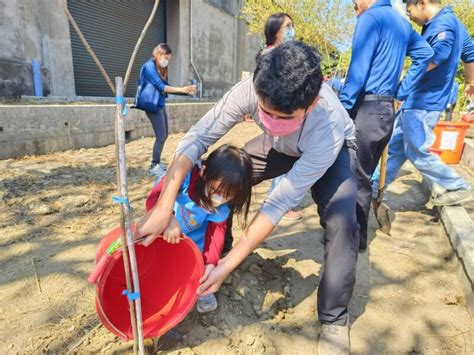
[
  {"x1": 58, "y1": 2, "x2": 159, "y2": 352},
  {"x1": 115, "y1": 77, "x2": 145, "y2": 355}
]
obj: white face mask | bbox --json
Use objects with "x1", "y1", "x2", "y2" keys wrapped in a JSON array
[
  {"x1": 159, "y1": 58, "x2": 169, "y2": 68},
  {"x1": 204, "y1": 186, "x2": 227, "y2": 208},
  {"x1": 210, "y1": 193, "x2": 226, "y2": 207}
]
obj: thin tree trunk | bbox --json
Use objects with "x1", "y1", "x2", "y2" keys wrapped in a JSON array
[{"x1": 123, "y1": 0, "x2": 160, "y2": 92}]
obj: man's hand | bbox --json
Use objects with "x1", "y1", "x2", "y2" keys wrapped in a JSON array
[
  {"x1": 464, "y1": 83, "x2": 474, "y2": 98},
  {"x1": 162, "y1": 214, "x2": 182, "y2": 244},
  {"x1": 197, "y1": 261, "x2": 230, "y2": 296}
]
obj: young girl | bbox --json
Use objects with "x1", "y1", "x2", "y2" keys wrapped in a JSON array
[{"x1": 144, "y1": 144, "x2": 253, "y2": 312}]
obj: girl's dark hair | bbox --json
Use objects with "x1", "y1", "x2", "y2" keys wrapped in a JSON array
[
  {"x1": 197, "y1": 145, "x2": 253, "y2": 228},
  {"x1": 264, "y1": 13, "x2": 292, "y2": 46},
  {"x1": 153, "y1": 43, "x2": 172, "y2": 80}
]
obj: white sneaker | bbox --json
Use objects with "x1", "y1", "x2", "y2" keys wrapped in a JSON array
[
  {"x1": 432, "y1": 186, "x2": 472, "y2": 206},
  {"x1": 148, "y1": 163, "x2": 166, "y2": 178},
  {"x1": 197, "y1": 293, "x2": 218, "y2": 313}
]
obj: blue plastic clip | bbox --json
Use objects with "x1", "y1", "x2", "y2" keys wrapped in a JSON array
[
  {"x1": 112, "y1": 196, "x2": 129, "y2": 205},
  {"x1": 122, "y1": 289, "x2": 140, "y2": 301},
  {"x1": 115, "y1": 96, "x2": 128, "y2": 116}
]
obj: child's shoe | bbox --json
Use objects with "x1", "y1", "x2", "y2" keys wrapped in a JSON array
[{"x1": 197, "y1": 293, "x2": 218, "y2": 313}]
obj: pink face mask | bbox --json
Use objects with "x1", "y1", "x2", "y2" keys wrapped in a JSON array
[{"x1": 258, "y1": 108, "x2": 305, "y2": 136}]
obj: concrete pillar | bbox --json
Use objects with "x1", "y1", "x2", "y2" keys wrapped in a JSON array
[
  {"x1": 166, "y1": 0, "x2": 192, "y2": 88},
  {"x1": 37, "y1": 0, "x2": 76, "y2": 97}
]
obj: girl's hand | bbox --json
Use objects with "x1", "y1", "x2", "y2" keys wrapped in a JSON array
[
  {"x1": 135, "y1": 206, "x2": 173, "y2": 246},
  {"x1": 163, "y1": 215, "x2": 182, "y2": 244}
]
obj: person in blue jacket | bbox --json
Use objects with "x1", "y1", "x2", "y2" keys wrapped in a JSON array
[
  {"x1": 140, "y1": 43, "x2": 196, "y2": 177},
  {"x1": 339, "y1": 0, "x2": 434, "y2": 251},
  {"x1": 372, "y1": 0, "x2": 474, "y2": 206}
]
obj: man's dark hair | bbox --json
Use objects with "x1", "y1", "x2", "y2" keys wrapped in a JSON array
[{"x1": 253, "y1": 41, "x2": 323, "y2": 114}]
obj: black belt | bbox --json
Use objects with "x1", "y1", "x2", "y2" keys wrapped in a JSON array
[{"x1": 362, "y1": 94, "x2": 393, "y2": 102}]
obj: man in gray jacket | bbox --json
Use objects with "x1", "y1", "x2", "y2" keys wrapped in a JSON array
[{"x1": 136, "y1": 42, "x2": 358, "y2": 354}]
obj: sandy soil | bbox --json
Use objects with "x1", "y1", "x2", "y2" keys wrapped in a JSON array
[{"x1": 0, "y1": 122, "x2": 472, "y2": 354}]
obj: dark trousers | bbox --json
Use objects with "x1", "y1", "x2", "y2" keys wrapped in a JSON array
[
  {"x1": 351, "y1": 99, "x2": 395, "y2": 249},
  {"x1": 146, "y1": 108, "x2": 169, "y2": 165},
  {"x1": 230, "y1": 134, "x2": 359, "y2": 325}
]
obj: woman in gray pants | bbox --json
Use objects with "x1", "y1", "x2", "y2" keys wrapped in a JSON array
[{"x1": 140, "y1": 43, "x2": 196, "y2": 177}]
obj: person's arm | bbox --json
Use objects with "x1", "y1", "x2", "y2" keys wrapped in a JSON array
[
  {"x1": 202, "y1": 221, "x2": 227, "y2": 266},
  {"x1": 465, "y1": 62, "x2": 474, "y2": 97},
  {"x1": 461, "y1": 28, "x2": 474, "y2": 97},
  {"x1": 339, "y1": 13, "x2": 380, "y2": 111},
  {"x1": 145, "y1": 176, "x2": 166, "y2": 211},
  {"x1": 136, "y1": 78, "x2": 257, "y2": 243},
  {"x1": 425, "y1": 27, "x2": 456, "y2": 72},
  {"x1": 396, "y1": 30, "x2": 434, "y2": 100},
  {"x1": 136, "y1": 154, "x2": 192, "y2": 245},
  {"x1": 143, "y1": 61, "x2": 195, "y2": 95},
  {"x1": 198, "y1": 212, "x2": 275, "y2": 295}
]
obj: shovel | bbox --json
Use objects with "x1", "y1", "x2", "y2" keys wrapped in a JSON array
[{"x1": 372, "y1": 144, "x2": 391, "y2": 235}]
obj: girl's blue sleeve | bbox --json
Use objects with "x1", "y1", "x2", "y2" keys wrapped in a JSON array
[{"x1": 143, "y1": 61, "x2": 167, "y2": 92}]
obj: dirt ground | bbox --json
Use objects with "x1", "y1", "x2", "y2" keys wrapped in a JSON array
[{"x1": 0, "y1": 122, "x2": 472, "y2": 354}]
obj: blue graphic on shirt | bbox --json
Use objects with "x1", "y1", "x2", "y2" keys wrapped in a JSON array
[{"x1": 173, "y1": 172, "x2": 230, "y2": 251}]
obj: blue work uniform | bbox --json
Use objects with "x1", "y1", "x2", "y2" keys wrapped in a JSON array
[
  {"x1": 339, "y1": 0, "x2": 433, "y2": 110},
  {"x1": 339, "y1": 0, "x2": 433, "y2": 250},
  {"x1": 403, "y1": 6, "x2": 474, "y2": 111}
]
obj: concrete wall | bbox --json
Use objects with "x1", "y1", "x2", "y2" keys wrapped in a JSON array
[
  {"x1": 0, "y1": 0, "x2": 75, "y2": 98},
  {"x1": 0, "y1": 102, "x2": 215, "y2": 159},
  {"x1": 0, "y1": 0, "x2": 259, "y2": 100},
  {"x1": 0, "y1": 0, "x2": 259, "y2": 159}
]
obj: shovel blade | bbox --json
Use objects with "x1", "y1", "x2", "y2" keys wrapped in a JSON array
[{"x1": 372, "y1": 200, "x2": 392, "y2": 235}]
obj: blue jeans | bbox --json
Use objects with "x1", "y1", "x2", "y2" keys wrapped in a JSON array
[
  {"x1": 372, "y1": 109, "x2": 469, "y2": 194},
  {"x1": 146, "y1": 108, "x2": 169, "y2": 165}
]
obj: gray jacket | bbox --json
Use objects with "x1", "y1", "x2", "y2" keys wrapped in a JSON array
[{"x1": 175, "y1": 77, "x2": 356, "y2": 224}]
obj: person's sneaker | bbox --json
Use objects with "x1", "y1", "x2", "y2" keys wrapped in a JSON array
[
  {"x1": 197, "y1": 293, "x2": 218, "y2": 313},
  {"x1": 148, "y1": 163, "x2": 166, "y2": 178},
  {"x1": 431, "y1": 183, "x2": 447, "y2": 199},
  {"x1": 282, "y1": 210, "x2": 303, "y2": 221},
  {"x1": 432, "y1": 186, "x2": 472, "y2": 206},
  {"x1": 318, "y1": 324, "x2": 350, "y2": 355}
]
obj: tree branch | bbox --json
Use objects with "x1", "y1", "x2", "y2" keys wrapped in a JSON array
[
  {"x1": 59, "y1": 0, "x2": 116, "y2": 94},
  {"x1": 123, "y1": 0, "x2": 160, "y2": 92}
]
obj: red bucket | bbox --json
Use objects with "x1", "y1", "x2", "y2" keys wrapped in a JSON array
[{"x1": 91, "y1": 225, "x2": 204, "y2": 341}]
